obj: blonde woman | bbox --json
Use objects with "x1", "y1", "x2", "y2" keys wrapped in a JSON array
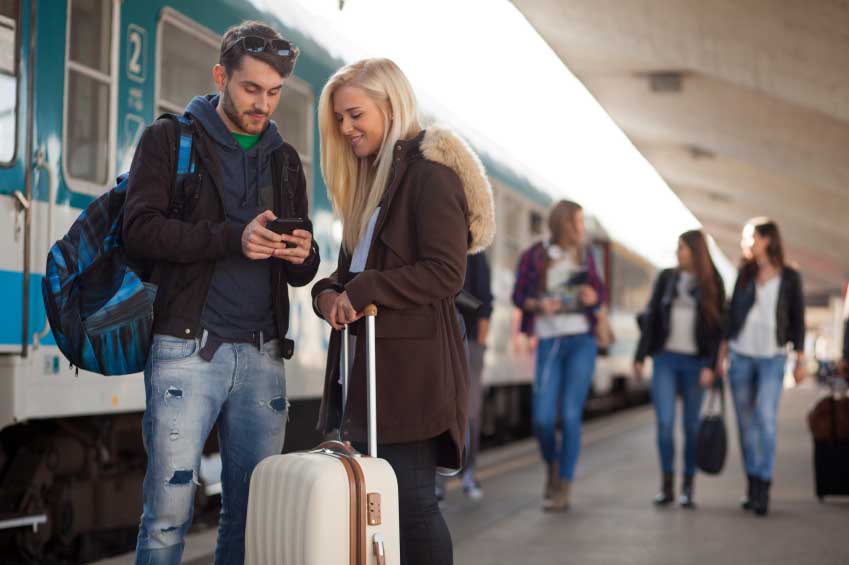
[{"x1": 311, "y1": 58, "x2": 495, "y2": 564}]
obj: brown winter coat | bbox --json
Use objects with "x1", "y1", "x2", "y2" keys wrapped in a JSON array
[{"x1": 312, "y1": 126, "x2": 495, "y2": 469}]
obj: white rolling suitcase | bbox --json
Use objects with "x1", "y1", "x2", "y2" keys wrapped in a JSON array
[{"x1": 246, "y1": 305, "x2": 400, "y2": 565}]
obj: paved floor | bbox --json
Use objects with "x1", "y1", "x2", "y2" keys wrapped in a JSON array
[
  {"x1": 94, "y1": 384, "x2": 849, "y2": 564},
  {"x1": 444, "y1": 385, "x2": 848, "y2": 565}
]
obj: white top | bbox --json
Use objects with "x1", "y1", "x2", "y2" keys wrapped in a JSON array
[
  {"x1": 666, "y1": 271, "x2": 699, "y2": 355},
  {"x1": 350, "y1": 207, "x2": 381, "y2": 274},
  {"x1": 535, "y1": 244, "x2": 591, "y2": 339},
  {"x1": 338, "y1": 207, "x2": 382, "y2": 391},
  {"x1": 731, "y1": 276, "x2": 782, "y2": 358}
]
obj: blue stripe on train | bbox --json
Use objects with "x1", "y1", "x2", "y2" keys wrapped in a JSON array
[{"x1": 0, "y1": 270, "x2": 56, "y2": 347}]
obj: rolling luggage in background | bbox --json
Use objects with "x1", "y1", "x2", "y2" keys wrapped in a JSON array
[
  {"x1": 807, "y1": 373, "x2": 849, "y2": 501},
  {"x1": 245, "y1": 305, "x2": 400, "y2": 564}
]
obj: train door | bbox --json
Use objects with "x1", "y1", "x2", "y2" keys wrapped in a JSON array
[{"x1": 0, "y1": 0, "x2": 29, "y2": 358}]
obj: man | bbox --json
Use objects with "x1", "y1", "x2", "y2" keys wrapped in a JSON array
[
  {"x1": 461, "y1": 251, "x2": 494, "y2": 499},
  {"x1": 123, "y1": 21, "x2": 319, "y2": 564}
]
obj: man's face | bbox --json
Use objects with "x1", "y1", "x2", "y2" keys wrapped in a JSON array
[{"x1": 213, "y1": 55, "x2": 284, "y2": 135}]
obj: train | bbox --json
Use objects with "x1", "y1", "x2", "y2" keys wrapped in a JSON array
[{"x1": 0, "y1": 0, "x2": 656, "y2": 561}]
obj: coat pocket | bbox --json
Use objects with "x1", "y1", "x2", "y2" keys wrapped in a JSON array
[{"x1": 375, "y1": 307, "x2": 436, "y2": 339}]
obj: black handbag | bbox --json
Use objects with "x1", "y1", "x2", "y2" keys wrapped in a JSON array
[
  {"x1": 696, "y1": 380, "x2": 728, "y2": 475},
  {"x1": 454, "y1": 289, "x2": 483, "y2": 315}
]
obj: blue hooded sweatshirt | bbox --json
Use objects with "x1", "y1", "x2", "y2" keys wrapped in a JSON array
[{"x1": 186, "y1": 94, "x2": 283, "y2": 340}]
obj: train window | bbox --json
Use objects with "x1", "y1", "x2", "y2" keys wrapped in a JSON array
[
  {"x1": 156, "y1": 12, "x2": 218, "y2": 115},
  {"x1": 272, "y1": 77, "x2": 314, "y2": 204},
  {"x1": 63, "y1": 0, "x2": 116, "y2": 192},
  {"x1": 529, "y1": 210, "x2": 543, "y2": 236},
  {"x1": 0, "y1": 0, "x2": 18, "y2": 164}
]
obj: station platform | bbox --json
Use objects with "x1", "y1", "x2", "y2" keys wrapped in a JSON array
[{"x1": 94, "y1": 384, "x2": 848, "y2": 565}]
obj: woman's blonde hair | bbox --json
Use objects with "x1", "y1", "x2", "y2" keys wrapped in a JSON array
[{"x1": 318, "y1": 58, "x2": 422, "y2": 253}]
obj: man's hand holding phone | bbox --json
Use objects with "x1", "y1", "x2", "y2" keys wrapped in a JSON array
[
  {"x1": 267, "y1": 216, "x2": 313, "y2": 265},
  {"x1": 241, "y1": 211, "x2": 312, "y2": 264},
  {"x1": 242, "y1": 210, "x2": 286, "y2": 260}
]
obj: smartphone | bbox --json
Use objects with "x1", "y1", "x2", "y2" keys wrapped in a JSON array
[{"x1": 268, "y1": 217, "x2": 309, "y2": 248}]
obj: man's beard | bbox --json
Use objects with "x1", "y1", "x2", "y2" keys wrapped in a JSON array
[{"x1": 221, "y1": 84, "x2": 267, "y2": 134}]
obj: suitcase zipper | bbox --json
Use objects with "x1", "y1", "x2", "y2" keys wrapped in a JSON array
[{"x1": 373, "y1": 533, "x2": 386, "y2": 565}]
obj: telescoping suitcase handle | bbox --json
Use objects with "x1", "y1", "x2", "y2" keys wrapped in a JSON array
[{"x1": 342, "y1": 304, "x2": 379, "y2": 458}]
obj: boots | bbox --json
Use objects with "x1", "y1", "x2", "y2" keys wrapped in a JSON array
[
  {"x1": 741, "y1": 474, "x2": 755, "y2": 511},
  {"x1": 653, "y1": 473, "x2": 674, "y2": 506},
  {"x1": 678, "y1": 475, "x2": 695, "y2": 508},
  {"x1": 751, "y1": 478, "x2": 771, "y2": 516},
  {"x1": 544, "y1": 478, "x2": 571, "y2": 512},
  {"x1": 544, "y1": 461, "x2": 559, "y2": 502}
]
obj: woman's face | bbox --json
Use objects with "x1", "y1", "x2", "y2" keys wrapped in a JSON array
[
  {"x1": 741, "y1": 224, "x2": 768, "y2": 261},
  {"x1": 332, "y1": 84, "x2": 388, "y2": 158},
  {"x1": 561, "y1": 209, "x2": 586, "y2": 246},
  {"x1": 676, "y1": 238, "x2": 693, "y2": 271}
]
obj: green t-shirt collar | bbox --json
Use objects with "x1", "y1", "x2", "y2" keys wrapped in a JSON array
[{"x1": 231, "y1": 131, "x2": 261, "y2": 151}]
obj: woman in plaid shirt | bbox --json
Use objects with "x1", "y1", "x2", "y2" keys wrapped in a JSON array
[{"x1": 512, "y1": 200, "x2": 606, "y2": 512}]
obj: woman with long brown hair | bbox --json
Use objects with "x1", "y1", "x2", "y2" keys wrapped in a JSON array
[
  {"x1": 634, "y1": 230, "x2": 725, "y2": 508},
  {"x1": 719, "y1": 218, "x2": 806, "y2": 517}
]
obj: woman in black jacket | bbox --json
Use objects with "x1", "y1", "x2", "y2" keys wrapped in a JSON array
[
  {"x1": 634, "y1": 230, "x2": 725, "y2": 508},
  {"x1": 719, "y1": 218, "x2": 806, "y2": 517}
]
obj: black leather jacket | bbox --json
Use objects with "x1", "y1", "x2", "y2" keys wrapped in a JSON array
[
  {"x1": 635, "y1": 268, "x2": 727, "y2": 367},
  {"x1": 726, "y1": 266, "x2": 805, "y2": 353}
]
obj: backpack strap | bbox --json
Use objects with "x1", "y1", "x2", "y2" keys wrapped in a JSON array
[
  {"x1": 271, "y1": 146, "x2": 296, "y2": 217},
  {"x1": 157, "y1": 113, "x2": 198, "y2": 219}
]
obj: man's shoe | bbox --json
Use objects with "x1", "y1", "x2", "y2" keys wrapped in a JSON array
[{"x1": 463, "y1": 480, "x2": 484, "y2": 501}]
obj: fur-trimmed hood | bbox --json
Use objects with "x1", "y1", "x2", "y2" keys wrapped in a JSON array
[{"x1": 419, "y1": 125, "x2": 495, "y2": 254}]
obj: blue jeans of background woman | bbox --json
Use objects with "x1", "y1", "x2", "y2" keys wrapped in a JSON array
[
  {"x1": 532, "y1": 333, "x2": 597, "y2": 481},
  {"x1": 651, "y1": 351, "x2": 706, "y2": 477},
  {"x1": 727, "y1": 351, "x2": 786, "y2": 481}
]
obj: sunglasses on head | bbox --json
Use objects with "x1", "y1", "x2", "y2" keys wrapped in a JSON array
[{"x1": 223, "y1": 35, "x2": 294, "y2": 58}]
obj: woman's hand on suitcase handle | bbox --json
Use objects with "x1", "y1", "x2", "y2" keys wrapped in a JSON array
[
  {"x1": 318, "y1": 291, "x2": 342, "y2": 330},
  {"x1": 334, "y1": 292, "x2": 363, "y2": 327}
]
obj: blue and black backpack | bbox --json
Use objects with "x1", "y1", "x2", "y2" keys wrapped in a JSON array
[{"x1": 42, "y1": 114, "x2": 198, "y2": 375}]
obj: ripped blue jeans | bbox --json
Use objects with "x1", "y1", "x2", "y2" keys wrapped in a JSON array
[{"x1": 135, "y1": 333, "x2": 289, "y2": 565}]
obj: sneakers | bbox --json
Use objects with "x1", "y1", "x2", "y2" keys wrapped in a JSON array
[
  {"x1": 435, "y1": 480, "x2": 445, "y2": 504},
  {"x1": 463, "y1": 480, "x2": 484, "y2": 500}
]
